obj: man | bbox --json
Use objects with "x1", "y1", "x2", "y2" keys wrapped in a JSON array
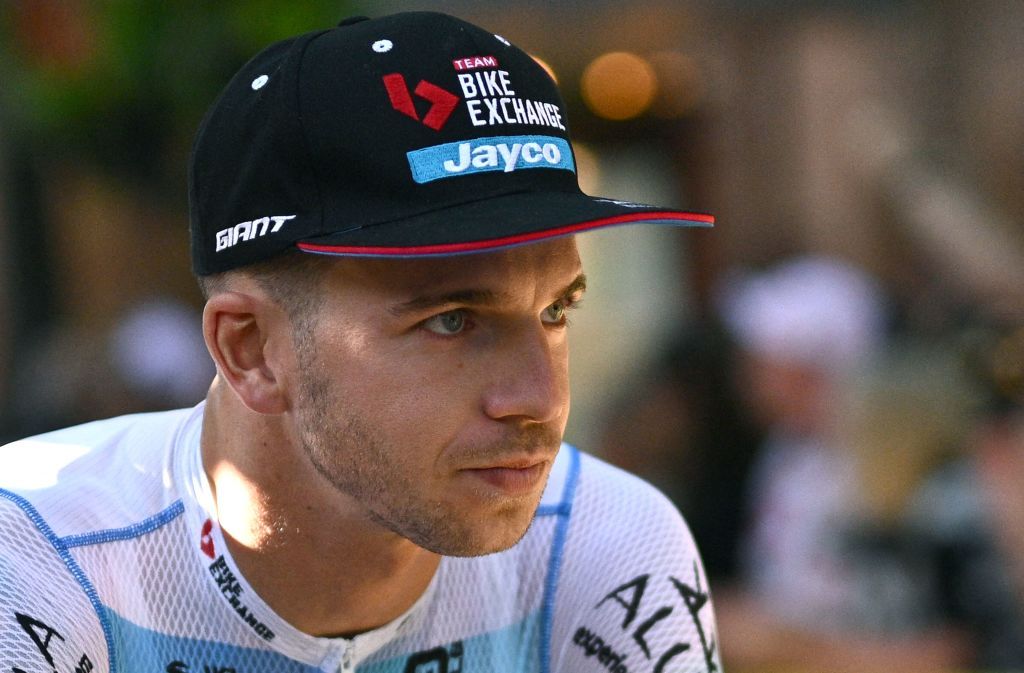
[{"x1": 0, "y1": 12, "x2": 719, "y2": 672}]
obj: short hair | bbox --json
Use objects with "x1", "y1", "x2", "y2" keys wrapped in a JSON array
[{"x1": 196, "y1": 249, "x2": 334, "y2": 339}]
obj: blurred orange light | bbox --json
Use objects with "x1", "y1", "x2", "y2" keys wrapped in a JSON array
[{"x1": 581, "y1": 52, "x2": 657, "y2": 121}]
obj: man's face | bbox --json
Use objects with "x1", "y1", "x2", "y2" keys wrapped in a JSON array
[{"x1": 290, "y1": 237, "x2": 584, "y2": 556}]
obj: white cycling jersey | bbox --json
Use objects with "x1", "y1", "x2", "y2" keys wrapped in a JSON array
[{"x1": 0, "y1": 404, "x2": 720, "y2": 673}]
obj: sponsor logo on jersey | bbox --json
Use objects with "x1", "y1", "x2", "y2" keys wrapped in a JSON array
[
  {"x1": 166, "y1": 660, "x2": 235, "y2": 673},
  {"x1": 11, "y1": 612, "x2": 95, "y2": 673},
  {"x1": 586, "y1": 565, "x2": 718, "y2": 673},
  {"x1": 404, "y1": 641, "x2": 464, "y2": 673},
  {"x1": 215, "y1": 215, "x2": 295, "y2": 252},
  {"x1": 208, "y1": 556, "x2": 276, "y2": 642},
  {"x1": 572, "y1": 626, "x2": 630, "y2": 673},
  {"x1": 407, "y1": 135, "x2": 574, "y2": 184},
  {"x1": 200, "y1": 518, "x2": 215, "y2": 559}
]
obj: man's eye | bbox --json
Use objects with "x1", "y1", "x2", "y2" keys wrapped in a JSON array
[
  {"x1": 542, "y1": 300, "x2": 568, "y2": 325},
  {"x1": 423, "y1": 310, "x2": 468, "y2": 335}
]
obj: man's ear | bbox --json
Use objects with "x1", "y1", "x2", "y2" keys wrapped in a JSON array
[{"x1": 202, "y1": 287, "x2": 291, "y2": 415}]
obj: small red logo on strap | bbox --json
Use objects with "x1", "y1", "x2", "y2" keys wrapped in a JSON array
[
  {"x1": 383, "y1": 74, "x2": 460, "y2": 131},
  {"x1": 200, "y1": 518, "x2": 215, "y2": 559}
]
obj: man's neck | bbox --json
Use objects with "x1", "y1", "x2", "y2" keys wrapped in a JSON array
[{"x1": 200, "y1": 382, "x2": 441, "y2": 638}]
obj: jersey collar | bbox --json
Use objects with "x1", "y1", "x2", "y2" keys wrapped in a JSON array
[{"x1": 173, "y1": 402, "x2": 438, "y2": 669}]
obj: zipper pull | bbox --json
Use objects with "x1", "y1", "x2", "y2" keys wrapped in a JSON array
[{"x1": 339, "y1": 642, "x2": 355, "y2": 673}]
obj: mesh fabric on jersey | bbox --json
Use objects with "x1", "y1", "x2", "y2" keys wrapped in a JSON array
[{"x1": 0, "y1": 404, "x2": 720, "y2": 673}]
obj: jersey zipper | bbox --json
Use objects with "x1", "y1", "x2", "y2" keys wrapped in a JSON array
[{"x1": 338, "y1": 641, "x2": 356, "y2": 673}]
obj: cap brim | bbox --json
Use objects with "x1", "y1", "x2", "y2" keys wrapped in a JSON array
[{"x1": 296, "y1": 191, "x2": 713, "y2": 257}]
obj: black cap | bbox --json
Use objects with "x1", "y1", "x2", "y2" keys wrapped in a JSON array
[{"x1": 189, "y1": 11, "x2": 713, "y2": 275}]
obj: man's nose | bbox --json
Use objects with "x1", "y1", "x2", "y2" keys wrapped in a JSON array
[{"x1": 481, "y1": 326, "x2": 568, "y2": 425}]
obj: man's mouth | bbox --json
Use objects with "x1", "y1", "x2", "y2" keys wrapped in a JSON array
[{"x1": 461, "y1": 457, "x2": 551, "y2": 495}]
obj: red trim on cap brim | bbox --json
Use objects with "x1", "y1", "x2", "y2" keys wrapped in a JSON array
[{"x1": 297, "y1": 211, "x2": 714, "y2": 256}]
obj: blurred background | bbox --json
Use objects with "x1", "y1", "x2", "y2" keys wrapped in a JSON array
[{"x1": 0, "y1": 1, "x2": 1022, "y2": 670}]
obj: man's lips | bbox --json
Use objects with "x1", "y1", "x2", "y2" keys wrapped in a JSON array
[{"x1": 461, "y1": 458, "x2": 551, "y2": 495}]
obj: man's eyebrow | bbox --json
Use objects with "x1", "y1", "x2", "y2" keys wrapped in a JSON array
[
  {"x1": 564, "y1": 273, "x2": 587, "y2": 298},
  {"x1": 388, "y1": 288, "x2": 511, "y2": 316},
  {"x1": 388, "y1": 272, "x2": 587, "y2": 317}
]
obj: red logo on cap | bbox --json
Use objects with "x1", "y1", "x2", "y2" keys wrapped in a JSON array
[
  {"x1": 200, "y1": 518, "x2": 215, "y2": 559},
  {"x1": 383, "y1": 74, "x2": 460, "y2": 131},
  {"x1": 452, "y1": 55, "x2": 499, "y2": 71}
]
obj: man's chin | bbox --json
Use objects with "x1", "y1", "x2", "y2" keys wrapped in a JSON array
[{"x1": 415, "y1": 507, "x2": 540, "y2": 558}]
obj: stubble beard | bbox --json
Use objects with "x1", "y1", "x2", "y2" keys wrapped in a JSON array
[{"x1": 293, "y1": 336, "x2": 554, "y2": 557}]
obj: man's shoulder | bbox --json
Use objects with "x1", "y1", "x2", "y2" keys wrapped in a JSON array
[
  {"x1": 565, "y1": 447, "x2": 690, "y2": 538},
  {"x1": 546, "y1": 450, "x2": 721, "y2": 673},
  {"x1": 0, "y1": 406, "x2": 199, "y2": 542},
  {"x1": 544, "y1": 445, "x2": 701, "y2": 579}
]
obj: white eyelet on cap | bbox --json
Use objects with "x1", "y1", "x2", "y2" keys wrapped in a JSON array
[
  {"x1": 251, "y1": 75, "x2": 269, "y2": 90},
  {"x1": 372, "y1": 39, "x2": 393, "y2": 53},
  {"x1": 494, "y1": 34, "x2": 511, "y2": 46}
]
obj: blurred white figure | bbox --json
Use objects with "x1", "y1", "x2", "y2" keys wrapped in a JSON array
[
  {"x1": 720, "y1": 257, "x2": 886, "y2": 628},
  {"x1": 108, "y1": 298, "x2": 213, "y2": 407},
  {"x1": 715, "y1": 257, "x2": 980, "y2": 672}
]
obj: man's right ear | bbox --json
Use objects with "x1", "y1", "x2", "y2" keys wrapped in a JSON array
[{"x1": 202, "y1": 289, "x2": 290, "y2": 415}]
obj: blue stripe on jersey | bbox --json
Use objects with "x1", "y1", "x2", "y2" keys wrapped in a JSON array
[
  {"x1": 61, "y1": 500, "x2": 185, "y2": 548},
  {"x1": 539, "y1": 445, "x2": 581, "y2": 673},
  {"x1": 104, "y1": 606, "x2": 321, "y2": 673},
  {"x1": 0, "y1": 488, "x2": 118, "y2": 673},
  {"x1": 105, "y1": 606, "x2": 545, "y2": 672},
  {"x1": 361, "y1": 610, "x2": 542, "y2": 672},
  {"x1": 534, "y1": 502, "x2": 570, "y2": 517}
]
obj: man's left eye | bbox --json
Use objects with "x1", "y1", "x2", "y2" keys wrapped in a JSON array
[
  {"x1": 541, "y1": 300, "x2": 568, "y2": 325},
  {"x1": 423, "y1": 310, "x2": 468, "y2": 335}
]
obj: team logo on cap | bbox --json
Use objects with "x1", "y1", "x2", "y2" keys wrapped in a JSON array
[
  {"x1": 383, "y1": 74, "x2": 460, "y2": 131},
  {"x1": 452, "y1": 55, "x2": 499, "y2": 71},
  {"x1": 407, "y1": 134, "x2": 574, "y2": 183},
  {"x1": 215, "y1": 215, "x2": 295, "y2": 252},
  {"x1": 452, "y1": 56, "x2": 566, "y2": 131}
]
